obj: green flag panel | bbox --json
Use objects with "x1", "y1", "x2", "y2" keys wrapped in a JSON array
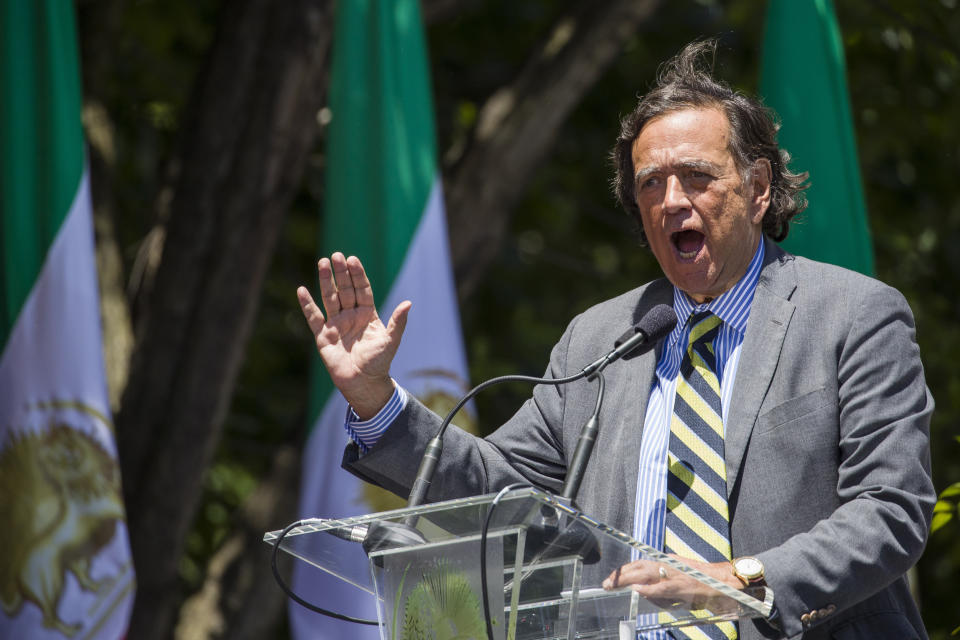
[
  {"x1": 0, "y1": 0, "x2": 86, "y2": 348},
  {"x1": 323, "y1": 0, "x2": 437, "y2": 292},
  {"x1": 310, "y1": 0, "x2": 441, "y2": 418},
  {"x1": 760, "y1": 0, "x2": 874, "y2": 276}
]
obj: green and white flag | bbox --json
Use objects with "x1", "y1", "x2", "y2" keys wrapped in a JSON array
[
  {"x1": 291, "y1": 0, "x2": 470, "y2": 636},
  {"x1": 0, "y1": 2, "x2": 135, "y2": 638},
  {"x1": 760, "y1": 0, "x2": 875, "y2": 275}
]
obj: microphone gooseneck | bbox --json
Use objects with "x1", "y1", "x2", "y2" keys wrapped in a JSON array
[{"x1": 559, "y1": 372, "x2": 604, "y2": 502}]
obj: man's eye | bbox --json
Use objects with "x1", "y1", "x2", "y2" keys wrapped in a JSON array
[{"x1": 639, "y1": 176, "x2": 660, "y2": 190}]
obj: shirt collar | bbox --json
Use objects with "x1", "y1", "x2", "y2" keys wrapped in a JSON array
[{"x1": 670, "y1": 239, "x2": 765, "y2": 335}]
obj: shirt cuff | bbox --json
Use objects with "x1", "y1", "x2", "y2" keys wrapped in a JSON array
[
  {"x1": 765, "y1": 601, "x2": 782, "y2": 630},
  {"x1": 344, "y1": 384, "x2": 408, "y2": 453}
]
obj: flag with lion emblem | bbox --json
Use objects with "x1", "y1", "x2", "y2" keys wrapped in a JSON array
[
  {"x1": 290, "y1": 0, "x2": 471, "y2": 636},
  {"x1": 0, "y1": 1, "x2": 135, "y2": 638}
]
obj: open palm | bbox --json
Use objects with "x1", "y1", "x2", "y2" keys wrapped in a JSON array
[{"x1": 297, "y1": 252, "x2": 410, "y2": 417}]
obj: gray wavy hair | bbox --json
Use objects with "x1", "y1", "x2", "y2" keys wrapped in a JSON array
[{"x1": 612, "y1": 38, "x2": 809, "y2": 244}]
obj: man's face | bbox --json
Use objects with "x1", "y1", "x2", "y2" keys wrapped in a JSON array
[{"x1": 631, "y1": 107, "x2": 770, "y2": 303}]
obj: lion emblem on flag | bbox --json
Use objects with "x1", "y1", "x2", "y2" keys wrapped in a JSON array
[{"x1": 0, "y1": 420, "x2": 126, "y2": 636}]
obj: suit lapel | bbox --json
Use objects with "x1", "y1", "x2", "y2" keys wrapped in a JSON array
[{"x1": 725, "y1": 241, "x2": 797, "y2": 496}]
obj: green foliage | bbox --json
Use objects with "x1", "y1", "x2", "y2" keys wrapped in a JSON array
[
  {"x1": 932, "y1": 484, "x2": 960, "y2": 534},
  {"x1": 392, "y1": 563, "x2": 412, "y2": 640},
  {"x1": 400, "y1": 561, "x2": 486, "y2": 640},
  {"x1": 933, "y1": 448, "x2": 960, "y2": 534},
  {"x1": 931, "y1": 436, "x2": 960, "y2": 637}
]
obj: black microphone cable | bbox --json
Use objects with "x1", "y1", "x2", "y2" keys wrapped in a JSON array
[
  {"x1": 480, "y1": 483, "x2": 534, "y2": 640},
  {"x1": 270, "y1": 519, "x2": 380, "y2": 626}
]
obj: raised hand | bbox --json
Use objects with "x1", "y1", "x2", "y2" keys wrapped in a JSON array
[{"x1": 297, "y1": 252, "x2": 411, "y2": 419}]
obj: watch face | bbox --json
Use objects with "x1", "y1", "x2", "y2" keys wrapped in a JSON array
[{"x1": 735, "y1": 557, "x2": 763, "y2": 577}]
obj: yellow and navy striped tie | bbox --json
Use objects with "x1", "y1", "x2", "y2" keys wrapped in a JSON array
[{"x1": 664, "y1": 311, "x2": 736, "y2": 640}]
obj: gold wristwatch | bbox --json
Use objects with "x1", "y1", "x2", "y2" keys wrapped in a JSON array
[{"x1": 731, "y1": 556, "x2": 765, "y2": 587}]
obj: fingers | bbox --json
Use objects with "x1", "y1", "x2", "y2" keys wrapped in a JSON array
[
  {"x1": 318, "y1": 253, "x2": 373, "y2": 317},
  {"x1": 297, "y1": 285, "x2": 326, "y2": 338},
  {"x1": 385, "y1": 301, "x2": 412, "y2": 344},
  {"x1": 602, "y1": 561, "x2": 686, "y2": 609},
  {"x1": 332, "y1": 252, "x2": 357, "y2": 310},
  {"x1": 602, "y1": 560, "x2": 665, "y2": 590},
  {"x1": 346, "y1": 255, "x2": 375, "y2": 308},
  {"x1": 605, "y1": 565, "x2": 623, "y2": 590},
  {"x1": 601, "y1": 560, "x2": 722, "y2": 611},
  {"x1": 316, "y1": 256, "x2": 341, "y2": 318}
]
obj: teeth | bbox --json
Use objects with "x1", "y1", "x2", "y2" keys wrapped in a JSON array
[{"x1": 678, "y1": 250, "x2": 698, "y2": 259}]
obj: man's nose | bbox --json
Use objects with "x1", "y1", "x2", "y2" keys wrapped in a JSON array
[{"x1": 662, "y1": 175, "x2": 690, "y2": 213}]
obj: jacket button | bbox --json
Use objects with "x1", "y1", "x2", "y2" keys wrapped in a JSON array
[
  {"x1": 801, "y1": 613, "x2": 811, "y2": 626},
  {"x1": 826, "y1": 604, "x2": 837, "y2": 615}
]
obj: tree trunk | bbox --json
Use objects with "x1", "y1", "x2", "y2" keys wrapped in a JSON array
[
  {"x1": 173, "y1": 445, "x2": 301, "y2": 640},
  {"x1": 445, "y1": 0, "x2": 662, "y2": 298},
  {"x1": 115, "y1": 1, "x2": 333, "y2": 638}
]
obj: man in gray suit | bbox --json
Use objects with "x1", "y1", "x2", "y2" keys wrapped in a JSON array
[{"x1": 297, "y1": 41, "x2": 934, "y2": 639}]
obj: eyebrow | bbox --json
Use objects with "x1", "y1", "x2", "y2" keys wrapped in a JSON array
[{"x1": 634, "y1": 160, "x2": 724, "y2": 184}]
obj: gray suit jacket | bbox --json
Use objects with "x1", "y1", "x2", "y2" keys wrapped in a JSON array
[{"x1": 344, "y1": 239, "x2": 935, "y2": 640}]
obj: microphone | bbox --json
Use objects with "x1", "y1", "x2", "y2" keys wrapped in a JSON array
[{"x1": 581, "y1": 304, "x2": 677, "y2": 379}]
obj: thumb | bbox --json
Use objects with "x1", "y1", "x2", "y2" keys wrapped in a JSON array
[{"x1": 385, "y1": 300, "x2": 412, "y2": 345}]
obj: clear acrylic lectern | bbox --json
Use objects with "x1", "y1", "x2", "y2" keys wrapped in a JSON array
[{"x1": 264, "y1": 487, "x2": 772, "y2": 639}]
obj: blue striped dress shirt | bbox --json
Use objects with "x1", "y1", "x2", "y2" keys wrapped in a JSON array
[{"x1": 345, "y1": 386, "x2": 408, "y2": 453}]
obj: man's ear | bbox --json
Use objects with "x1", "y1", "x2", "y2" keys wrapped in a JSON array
[{"x1": 750, "y1": 158, "x2": 773, "y2": 223}]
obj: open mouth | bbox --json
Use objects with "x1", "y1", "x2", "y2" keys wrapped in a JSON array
[{"x1": 671, "y1": 229, "x2": 705, "y2": 259}]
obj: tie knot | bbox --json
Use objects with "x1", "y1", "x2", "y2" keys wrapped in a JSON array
[{"x1": 687, "y1": 311, "x2": 721, "y2": 350}]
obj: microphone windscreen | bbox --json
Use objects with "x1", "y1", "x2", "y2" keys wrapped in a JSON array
[
  {"x1": 638, "y1": 304, "x2": 678, "y2": 342},
  {"x1": 614, "y1": 304, "x2": 677, "y2": 348}
]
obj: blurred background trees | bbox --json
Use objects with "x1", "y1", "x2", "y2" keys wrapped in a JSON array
[{"x1": 74, "y1": 0, "x2": 960, "y2": 637}]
